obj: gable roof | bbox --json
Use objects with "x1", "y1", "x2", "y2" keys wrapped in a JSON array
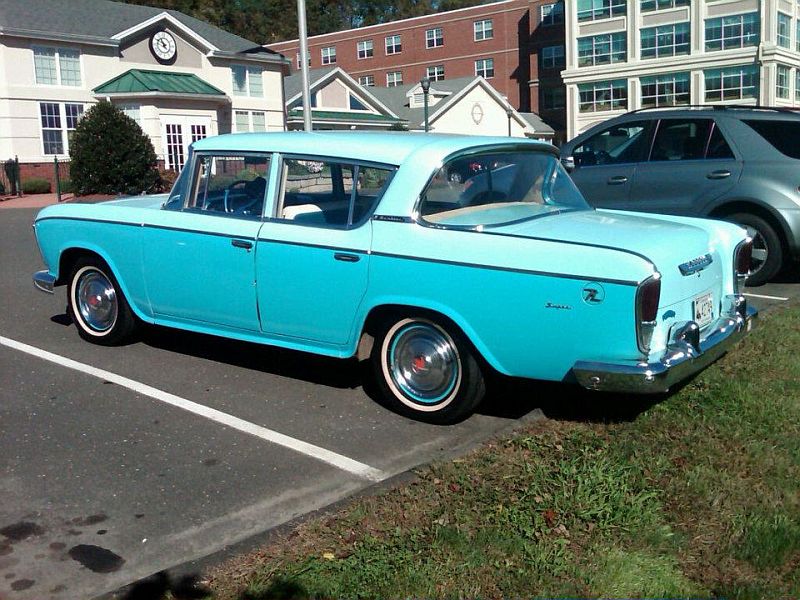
[{"x1": 0, "y1": 0, "x2": 287, "y2": 63}]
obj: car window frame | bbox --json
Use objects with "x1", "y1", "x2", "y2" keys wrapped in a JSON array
[
  {"x1": 271, "y1": 152, "x2": 398, "y2": 231},
  {"x1": 178, "y1": 150, "x2": 278, "y2": 221},
  {"x1": 572, "y1": 119, "x2": 656, "y2": 168}
]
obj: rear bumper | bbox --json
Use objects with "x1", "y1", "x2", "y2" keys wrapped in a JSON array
[
  {"x1": 33, "y1": 270, "x2": 56, "y2": 294},
  {"x1": 572, "y1": 300, "x2": 757, "y2": 394}
]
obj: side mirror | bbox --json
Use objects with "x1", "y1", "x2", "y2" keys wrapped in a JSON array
[{"x1": 561, "y1": 156, "x2": 576, "y2": 173}]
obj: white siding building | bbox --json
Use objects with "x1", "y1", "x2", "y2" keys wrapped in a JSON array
[
  {"x1": 561, "y1": 0, "x2": 800, "y2": 139},
  {"x1": 0, "y1": 0, "x2": 288, "y2": 183}
]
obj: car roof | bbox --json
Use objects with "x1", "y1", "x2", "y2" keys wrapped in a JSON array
[
  {"x1": 190, "y1": 131, "x2": 557, "y2": 166},
  {"x1": 619, "y1": 106, "x2": 800, "y2": 121}
]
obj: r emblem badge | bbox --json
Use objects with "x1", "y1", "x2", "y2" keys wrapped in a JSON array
[{"x1": 582, "y1": 282, "x2": 605, "y2": 305}]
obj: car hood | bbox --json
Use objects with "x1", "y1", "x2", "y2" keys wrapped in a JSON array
[{"x1": 100, "y1": 194, "x2": 169, "y2": 209}]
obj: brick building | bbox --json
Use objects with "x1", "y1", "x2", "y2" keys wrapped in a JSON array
[{"x1": 268, "y1": 0, "x2": 566, "y2": 137}]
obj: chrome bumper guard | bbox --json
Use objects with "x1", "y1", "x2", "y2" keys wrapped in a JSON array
[
  {"x1": 573, "y1": 295, "x2": 757, "y2": 394},
  {"x1": 33, "y1": 270, "x2": 56, "y2": 294}
]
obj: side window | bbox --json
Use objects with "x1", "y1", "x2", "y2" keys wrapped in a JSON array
[
  {"x1": 187, "y1": 154, "x2": 271, "y2": 219},
  {"x1": 649, "y1": 119, "x2": 712, "y2": 162},
  {"x1": 573, "y1": 121, "x2": 650, "y2": 167},
  {"x1": 278, "y1": 158, "x2": 394, "y2": 227},
  {"x1": 707, "y1": 123, "x2": 735, "y2": 159}
]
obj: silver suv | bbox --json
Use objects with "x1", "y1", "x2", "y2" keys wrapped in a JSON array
[{"x1": 560, "y1": 107, "x2": 800, "y2": 285}]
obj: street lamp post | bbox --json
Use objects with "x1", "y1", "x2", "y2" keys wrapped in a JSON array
[
  {"x1": 421, "y1": 77, "x2": 431, "y2": 132},
  {"x1": 506, "y1": 107, "x2": 513, "y2": 137},
  {"x1": 297, "y1": 0, "x2": 312, "y2": 132}
]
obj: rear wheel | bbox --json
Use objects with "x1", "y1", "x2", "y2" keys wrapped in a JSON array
[
  {"x1": 728, "y1": 213, "x2": 783, "y2": 286},
  {"x1": 68, "y1": 257, "x2": 137, "y2": 345},
  {"x1": 369, "y1": 316, "x2": 485, "y2": 424}
]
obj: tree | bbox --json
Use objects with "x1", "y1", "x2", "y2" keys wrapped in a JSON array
[{"x1": 69, "y1": 102, "x2": 160, "y2": 195}]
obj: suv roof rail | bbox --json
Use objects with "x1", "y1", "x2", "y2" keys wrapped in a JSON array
[{"x1": 627, "y1": 104, "x2": 800, "y2": 115}]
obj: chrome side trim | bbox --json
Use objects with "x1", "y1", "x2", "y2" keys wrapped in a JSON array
[
  {"x1": 33, "y1": 270, "x2": 56, "y2": 294},
  {"x1": 573, "y1": 302, "x2": 757, "y2": 394}
]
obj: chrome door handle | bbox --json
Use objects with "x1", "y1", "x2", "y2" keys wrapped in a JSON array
[
  {"x1": 707, "y1": 170, "x2": 731, "y2": 179},
  {"x1": 334, "y1": 253, "x2": 360, "y2": 263},
  {"x1": 607, "y1": 175, "x2": 628, "y2": 185},
  {"x1": 231, "y1": 239, "x2": 253, "y2": 250}
]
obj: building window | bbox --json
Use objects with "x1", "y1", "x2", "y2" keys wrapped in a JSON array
[
  {"x1": 776, "y1": 65, "x2": 790, "y2": 99},
  {"x1": 359, "y1": 75, "x2": 375, "y2": 87},
  {"x1": 578, "y1": 79, "x2": 627, "y2": 112},
  {"x1": 541, "y1": 86, "x2": 566, "y2": 109},
  {"x1": 426, "y1": 28, "x2": 444, "y2": 48},
  {"x1": 641, "y1": 22, "x2": 690, "y2": 58},
  {"x1": 321, "y1": 46, "x2": 336, "y2": 65},
  {"x1": 577, "y1": 32, "x2": 626, "y2": 67},
  {"x1": 475, "y1": 58, "x2": 494, "y2": 78},
  {"x1": 474, "y1": 19, "x2": 493, "y2": 40},
  {"x1": 704, "y1": 65, "x2": 759, "y2": 101},
  {"x1": 295, "y1": 52, "x2": 310, "y2": 69},
  {"x1": 235, "y1": 110, "x2": 267, "y2": 133},
  {"x1": 117, "y1": 104, "x2": 141, "y2": 127},
  {"x1": 640, "y1": 72, "x2": 690, "y2": 107},
  {"x1": 357, "y1": 40, "x2": 373, "y2": 59},
  {"x1": 426, "y1": 65, "x2": 445, "y2": 81},
  {"x1": 797, "y1": 20, "x2": 800, "y2": 52},
  {"x1": 33, "y1": 46, "x2": 81, "y2": 86},
  {"x1": 385, "y1": 34, "x2": 402, "y2": 54},
  {"x1": 777, "y1": 13, "x2": 791, "y2": 48},
  {"x1": 796, "y1": 70, "x2": 800, "y2": 102},
  {"x1": 541, "y1": 2, "x2": 564, "y2": 26},
  {"x1": 349, "y1": 94, "x2": 368, "y2": 110},
  {"x1": 231, "y1": 66, "x2": 263, "y2": 97},
  {"x1": 577, "y1": 0, "x2": 626, "y2": 22},
  {"x1": 387, "y1": 71, "x2": 403, "y2": 87},
  {"x1": 641, "y1": 0, "x2": 688, "y2": 11},
  {"x1": 541, "y1": 45, "x2": 566, "y2": 69},
  {"x1": 705, "y1": 13, "x2": 759, "y2": 51},
  {"x1": 40, "y1": 102, "x2": 83, "y2": 155}
]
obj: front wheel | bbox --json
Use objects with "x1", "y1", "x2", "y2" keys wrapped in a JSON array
[
  {"x1": 68, "y1": 257, "x2": 137, "y2": 345},
  {"x1": 728, "y1": 213, "x2": 783, "y2": 286},
  {"x1": 369, "y1": 316, "x2": 485, "y2": 424}
]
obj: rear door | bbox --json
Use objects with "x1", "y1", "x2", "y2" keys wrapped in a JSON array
[
  {"x1": 628, "y1": 117, "x2": 742, "y2": 215},
  {"x1": 567, "y1": 120, "x2": 653, "y2": 208}
]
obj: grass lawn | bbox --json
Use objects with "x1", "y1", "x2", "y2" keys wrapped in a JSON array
[{"x1": 207, "y1": 304, "x2": 800, "y2": 599}]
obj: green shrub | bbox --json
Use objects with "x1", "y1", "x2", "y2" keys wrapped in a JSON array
[
  {"x1": 69, "y1": 101, "x2": 159, "y2": 195},
  {"x1": 21, "y1": 177, "x2": 51, "y2": 194},
  {"x1": 58, "y1": 179, "x2": 73, "y2": 194}
]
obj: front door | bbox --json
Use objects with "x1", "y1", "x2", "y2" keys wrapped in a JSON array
[
  {"x1": 141, "y1": 152, "x2": 271, "y2": 332},
  {"x1": 161, "y1": 116, "x2": 210, "y2": 171}
]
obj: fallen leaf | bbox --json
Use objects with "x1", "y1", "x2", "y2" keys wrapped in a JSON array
[{"x1": 322, "y1": 552, "x2": 335, "y2": 561}]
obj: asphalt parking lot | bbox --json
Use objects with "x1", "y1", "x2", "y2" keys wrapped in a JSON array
[{"x1": 1, "y1": 203, "x2": 797, "y2": 600}]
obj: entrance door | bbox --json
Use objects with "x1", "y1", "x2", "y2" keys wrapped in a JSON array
[{"x1": 161, "y1": 116, "x2": 211, "y2": 171}]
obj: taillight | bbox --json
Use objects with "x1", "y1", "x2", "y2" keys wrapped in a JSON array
[
  {"x1": 734, "y1": 238, "x2": 752, "y2": 293},
  {"x1": 636, "y1": 274, "x2": 661, "y2": 354}
]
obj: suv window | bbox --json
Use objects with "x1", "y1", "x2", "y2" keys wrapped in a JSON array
[
  {"x1": 707, "y1": 124, "x2": 735, "y2": 159},
  {"x1": 573, "y1": 121, "x2": 651, "y2": 166},
  {"x1": 278, "y1": 158, "x2": 394, "y2": 227},
  {"x1": 742, "y1": 119, "x2": 800, "y2": 159},
  {"x1": 649, "y1": 119, "x2": 712, "y2": 161}
]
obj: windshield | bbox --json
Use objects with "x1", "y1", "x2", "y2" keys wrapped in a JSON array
[{"x1": 418, "y1": 151, "x2": 590, "y2": 228}]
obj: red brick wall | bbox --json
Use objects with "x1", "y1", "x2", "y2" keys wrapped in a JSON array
[
  {"x1": 19, "y1": 162, "x2": 61, "y2": 190},
  {"x1": 270, "y1": 0, "x2": 564, "y2": 115}
]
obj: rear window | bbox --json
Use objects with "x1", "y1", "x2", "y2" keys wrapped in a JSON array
[{"x1": 742, "y1": 119, "x2": 800, "y2": 159}]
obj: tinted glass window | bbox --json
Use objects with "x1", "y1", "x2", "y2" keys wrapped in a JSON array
[
  {"x1": 419, "y1": 151, "x2": 589, "y2": 228},
  {"x1": 279, "y1": 158, "x2": 394, "y2": 227},
  {"x1": 649, "y1": 119, "x2": 712, "y2": 161},
  {"x1": 573, "y1": 121, "x2": 650, "y2": 166},
  {"x1": 187, "y1": 154, "x2": 271, "y2": 219},
  {"x1": 742, "y1": 119, "x2": 800, "y2": 159},
  {"x1": 707, "y1": 124, "x2": 735, "y2": 159}
]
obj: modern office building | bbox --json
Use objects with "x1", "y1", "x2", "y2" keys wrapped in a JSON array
[
  {"x1": 561, "y1": 0, "x2": 800, "y2": 139},
  {"x1": 268, "y1": 0, "x2": 567, "y2": 137}
]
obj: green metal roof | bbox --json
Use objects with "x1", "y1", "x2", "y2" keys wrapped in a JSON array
[
  {"x1": 287, "y1": 109, "x2": 402, "y2": 124},
  {"x1": 94, "y1": 69, "x2": 225, "y2": 96}
]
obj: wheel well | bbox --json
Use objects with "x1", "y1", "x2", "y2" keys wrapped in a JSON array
[
  {"x1": 709, "y1": 202, "x2": 789, "y2": 253},
  {"x1": 56, "y1": 248, "x2": 106, "y2": 286}
]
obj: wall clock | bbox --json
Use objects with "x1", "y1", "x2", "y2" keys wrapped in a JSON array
[{"x1": 150, "y1": 30, "x2": 177, "y2": 64}]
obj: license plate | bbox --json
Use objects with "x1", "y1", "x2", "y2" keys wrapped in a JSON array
[{"x1": 693, "y1": 292, "x2": 714, "y2": 328}]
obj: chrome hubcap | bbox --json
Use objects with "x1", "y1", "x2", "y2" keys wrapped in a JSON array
[
  {"x1": 388, "y1": 323, "x2": 459, "y2": 405},
  {"x1": 77, "y1": 270, "x2": 117, "y2": 332},
  {"x1": 745, "y1": 226, "x2": 768, "y2": 275}
]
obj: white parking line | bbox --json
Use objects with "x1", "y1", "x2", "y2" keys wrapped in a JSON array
[
  {"x1": 743, "y1": 293, "x2": 790, "y2": 301},
  {"x1": 0, "y1": 335, "x2": 387, "y2": 482}
]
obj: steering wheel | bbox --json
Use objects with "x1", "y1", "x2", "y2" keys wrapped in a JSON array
[{"x1": 223, "y1": 180, "x2": 251, "y2": 213}]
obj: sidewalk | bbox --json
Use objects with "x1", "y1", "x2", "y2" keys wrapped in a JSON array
[{"x1": 0, "y1": 192, "x2": 115, "y2": 209}]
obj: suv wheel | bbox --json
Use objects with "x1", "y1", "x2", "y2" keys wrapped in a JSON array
[{"x1": 728, "y1": 213, "x2": 783, "y2": 286}]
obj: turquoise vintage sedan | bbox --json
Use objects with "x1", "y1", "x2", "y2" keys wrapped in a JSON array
[{"x1": 33, "y1": 132, "x2": 756, "y2": 423}]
